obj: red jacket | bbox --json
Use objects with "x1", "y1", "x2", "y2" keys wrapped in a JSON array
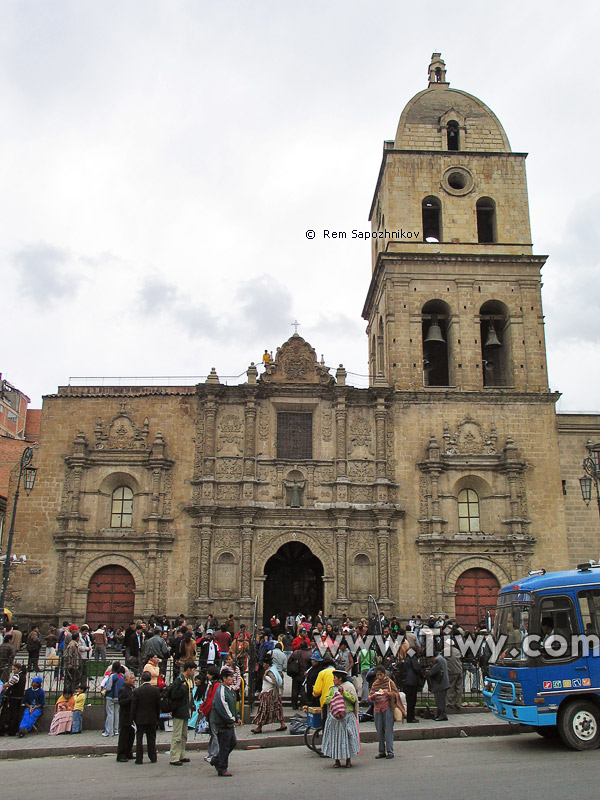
[
  {"x1": 291, "y1": 635, "x2": 310, "y2": 651},
  {"x1": 199, "y1": 680, "x2": 221, "y2": 717}
]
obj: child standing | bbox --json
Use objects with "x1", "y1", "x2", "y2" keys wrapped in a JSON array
[{"x1": 72, "y1": 685, "x2": 87, "y2": 733}]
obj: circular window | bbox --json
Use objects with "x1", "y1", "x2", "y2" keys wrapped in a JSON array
[{"x1": 442, "y1": 166, "x2": 474, "y2": 196}]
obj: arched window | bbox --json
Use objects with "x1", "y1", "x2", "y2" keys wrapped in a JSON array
[
  {"x1": 377, "y1": 318, "x2": 385, "y2": 375},
  {"x1": 447, "y1": 120, "x2": 460, "y2": 151},
  {"x1": 477, "y1": 197, "x2": 497, "y2": 243},
  {"x1": 458, "y1": 488, "x2": 480, "y2": 532},
  {"x1": 422, "y1": 299, "x2": 451, "y2": 387},
  {"x1": 370, "y1": 334, "x2": 377, "y2": 383},
  {"x1": 422, "y1": 196, "x2": 442, "y2": 242},
  {"x1": 111, "y1": 486, "x2": 133, "y2": 528},
  {"x1": 480, "y1": 300, "x2": 511, "y2": 387}
]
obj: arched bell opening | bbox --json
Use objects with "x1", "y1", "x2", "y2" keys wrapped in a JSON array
[
  {"x1": 422, "y1": 299, "x2": 452, "y2": 387},
  {"x1": 476, "y1": 197, "x2": 497, "y2": 243},
  {"x1": 447, "y1": 120, "x2": 460, "y2": 151},
  {"x1": 479, "y1": 300, "x2": 512, "y2": 387},
  {"x1": 422, "y1": 196, "x2": 442, "y2": 243}
]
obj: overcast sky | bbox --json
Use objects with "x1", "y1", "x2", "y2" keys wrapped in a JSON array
[{"x1": 1, "y1": 1, "x2": 599, "y2": 413}]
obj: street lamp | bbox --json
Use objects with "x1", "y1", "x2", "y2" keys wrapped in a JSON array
[
  {"x1": 0, "y1": 446, "x2": 37, "y2": 623},
  {"x1": 579, "y1": 452, "x2": 600, "y2": 523}
]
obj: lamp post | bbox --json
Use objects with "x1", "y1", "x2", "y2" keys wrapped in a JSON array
[
  {"x1": 579, "y1": 451, "x2": 600, "y2": 523},
  {"x1": 0, "y1": 445, "x2": 37, "y2": 623}
]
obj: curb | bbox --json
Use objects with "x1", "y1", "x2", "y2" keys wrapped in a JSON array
[{"x1": 0, "y1": 722, "x2": 526, "y2": 761}]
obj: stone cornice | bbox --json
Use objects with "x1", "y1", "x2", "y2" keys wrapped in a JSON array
[
  {"x1": 363, "y1": 252, "x2": 547, "y2": 319},
  {"x1": 51, "y1": 386, "x2": 197, "y2": 399}
]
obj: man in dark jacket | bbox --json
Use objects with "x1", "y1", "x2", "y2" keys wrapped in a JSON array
[
  {"x1": 425, "y1": 643, "x2": 450, "y2": 721},
  {"x1": 131, "y1": 671, "x2": 160, "y2": 764},
  {"x1": 169, "y1": 660, "x2": 196, "y2": 766},
  {"x1": 210, "y1": 668, "x2": 242, "y2": 777},
  {"x1": 116, "y1": 671, "x2": 136, "y2": 762},
  {"x1": 141, "y1": 628, "x2": 170, "y2": 662},
  {"x1": 288, "y1": 641, "x2": 312, "y2": 709},
  {"x1": 127, "y1": 625, "x2": 145, "y2": 676}
]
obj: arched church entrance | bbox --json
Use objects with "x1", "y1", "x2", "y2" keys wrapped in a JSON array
[
  {"x1": 86, "y1": 565, "x2": 135, "y2": 630},
  {"x1": 263, "y1": 542, "x2": 324, "y2": 626},
  {"x1": 454, "y1": 568, "x2": 500, "y2": 630}
]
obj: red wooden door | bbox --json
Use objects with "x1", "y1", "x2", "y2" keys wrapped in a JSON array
[
  {"x1": 454, "y1": 568, "x2": 499, "y2": 630},
  {"x1": 86, "y1": 565, "x2": 135, "y2": 630}
]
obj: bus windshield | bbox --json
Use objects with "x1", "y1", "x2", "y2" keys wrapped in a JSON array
[{"x1": 493, "y1": 600, "x2": 531, "y2": 662}]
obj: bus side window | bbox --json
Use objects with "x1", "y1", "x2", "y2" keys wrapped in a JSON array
[
  {"x1": 578, "y1": 589, "x2": 600, "y2": 637},
  {"x1": 539, "y1": 596, "x2": 577, "y2": 661}
]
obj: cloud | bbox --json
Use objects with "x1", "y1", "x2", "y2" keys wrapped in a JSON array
[
  {"x1": 12, "y1": 243, "x2": 80, "y2": 306},
  {"x1": 543, "y1": 193, "x2": 600, "y2": 344},
  {"x1": 138, "y1": 274, "x2": 179, "y2": 314},
  {"x1": 135, "y1": 273, "x2": 219, "y2": 338},
  {"x1": 233, "y1": 275, "x2": 294, "y2": 340}
]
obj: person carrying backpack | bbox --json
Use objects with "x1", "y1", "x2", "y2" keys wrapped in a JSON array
[
  {"x1": 199, "y1": 665, "x2": 221, "y2": 765},
  {"x1": 168, "y1": 660, "x2": 196, "y2": 766}
]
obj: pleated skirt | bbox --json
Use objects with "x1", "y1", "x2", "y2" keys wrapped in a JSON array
[{"x1": 321, "y1": 712, "x2": 360, "y2": 760}]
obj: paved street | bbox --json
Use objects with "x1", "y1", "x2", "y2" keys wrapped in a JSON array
[{"x1": 0, "y1": 733, "x2": 595, "y2": 800}]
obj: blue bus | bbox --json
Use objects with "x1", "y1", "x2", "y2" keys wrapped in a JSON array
[{"x1": 483, "y1": 563, "x2": 600, "y2": 750}]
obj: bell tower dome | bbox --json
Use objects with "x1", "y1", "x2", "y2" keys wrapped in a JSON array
[{"x1": 363, "y1": 54, "x2": 548, "y2": 395}]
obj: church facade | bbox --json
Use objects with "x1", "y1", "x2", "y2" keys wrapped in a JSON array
[{"x1": 9, "y1": 55, "x2": 600, "y2": 630}]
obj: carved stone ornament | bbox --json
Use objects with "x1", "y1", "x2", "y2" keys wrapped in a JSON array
[
  {"x1": 216, "y1": 458, "x2": 243, "y2": 479},
  {"x1": 443, "y1": 418, "x2": 497, "y2": 455},
  {"x1": 217, "y1": 413, "x2": 243, "y2": 453},
  {"x1": 259, "y1": 334, "x2": 334, "y2": 385},
  {"x1": 94, "y1": 413, "x2": 149, "y2": 451},
  {"x1": 349, "y1": 414, "x2": 373, "y2": 456}
]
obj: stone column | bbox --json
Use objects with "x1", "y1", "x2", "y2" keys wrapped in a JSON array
[
  {"x1": 70, "y1": 467, "x2": 83, "y2": 515},
  {"x1": 60, "y1": 550, "x2": 77, "y2": 618},
  {"x1": 335, "y1": 398, "x2": 348, "y2": 501},
  {"x1": 151, "y1": 468, "x2": 161, "y2": 518},
  {"x1": 203, "y1": 401, "x2": 217, "y2": 500},
  {"x1": 243, "y1": 400, "x2": 257, "y2": 501},
  {"x1": 145, "y1": 546, "x2": 157, "y2": 614},
  {"x1": 198, "y1": 523, "x2": 212, "y2": 599},
  {"x1": 433, "y1": 552, "x2": 443, "y2": 612},
  {"x1": 504, "y1": 437, "x2": 522, "y2": 536},
  {"x1": 335, "y1": 517, "x2": 349, "y2": 602},
  {"x1": 240, "y1": 520, "x2": 254, "y2": 601},
  {"x1": 376, "y1": 516, "x2": 391, "y2": 603},
  {"x1": 375, "y1": 399, "x2": 387, "y2": 479}
]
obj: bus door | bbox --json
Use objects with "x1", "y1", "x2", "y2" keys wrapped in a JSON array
[
  {"x1": 576, "y1": 589, "x2": 600, "y2": 689},
  {"x1": 536, "y1": 595, "x2": 586, "y2": 699}
]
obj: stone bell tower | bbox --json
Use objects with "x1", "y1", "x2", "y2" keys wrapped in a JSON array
[{"x1": 363, "y1": 53, "x2": 549, "y2": 395}]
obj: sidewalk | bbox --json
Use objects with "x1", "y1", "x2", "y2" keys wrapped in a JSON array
[{"x1": 0, "y1": 709, "x2": 525, "y2": 761}]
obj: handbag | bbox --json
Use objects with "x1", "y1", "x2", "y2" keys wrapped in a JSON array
[
  {"x1": 389, "y1": 679, "x2": 405, "y2": 722},
  {"x1": 330, "y1": 690, "x2": 347, "y2": 719}
]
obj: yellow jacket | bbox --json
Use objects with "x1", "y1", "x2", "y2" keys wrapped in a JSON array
[{"x1": 312, "y1": 667, "x2": 335, "y2": 707}]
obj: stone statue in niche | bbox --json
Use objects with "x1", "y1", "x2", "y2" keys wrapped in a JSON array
[{"x1": 284, "y1": 469, "x2": 306, "y2": 507}]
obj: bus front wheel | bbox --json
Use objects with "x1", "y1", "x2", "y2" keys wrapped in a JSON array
[{"x1": 558, "y1": 700, "x2": 600, "y2": 751}]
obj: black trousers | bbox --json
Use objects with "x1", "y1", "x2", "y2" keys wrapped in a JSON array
[
  {"x1": 215, "y1": 727, "x2": 237, "y2": 774},
  {"x1": 135, "y1": 723, "x2": 157, "y2": 763},
  {"x1": 405, "y1": 685, "x2": 418, "y2": 721},
  {"x1": 291, "y1": 677, "x2": 306, "y2": 709},
  {"x1": 433, "y1": 690, "x2": 447, "y2": 719},
  {"x1": 117, "y1": 725, "x2": 135, "y2": 760}
]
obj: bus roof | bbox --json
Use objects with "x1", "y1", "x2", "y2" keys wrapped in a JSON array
[{"x1": 499, "y1": 567, "x2": 600, "y2": 594}]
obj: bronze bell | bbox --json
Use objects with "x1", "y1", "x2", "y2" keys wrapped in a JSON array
[
  {"x1": 484, "y1": 323, "x2": 501, "y2": 348},
  {"x1": 424, "y1": 317, "x2": 445, "y2": 344}
]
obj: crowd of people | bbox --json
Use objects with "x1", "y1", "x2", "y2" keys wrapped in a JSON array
[{"x1": 0, "y1": 608, "x2": 491, "y2": 772}]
